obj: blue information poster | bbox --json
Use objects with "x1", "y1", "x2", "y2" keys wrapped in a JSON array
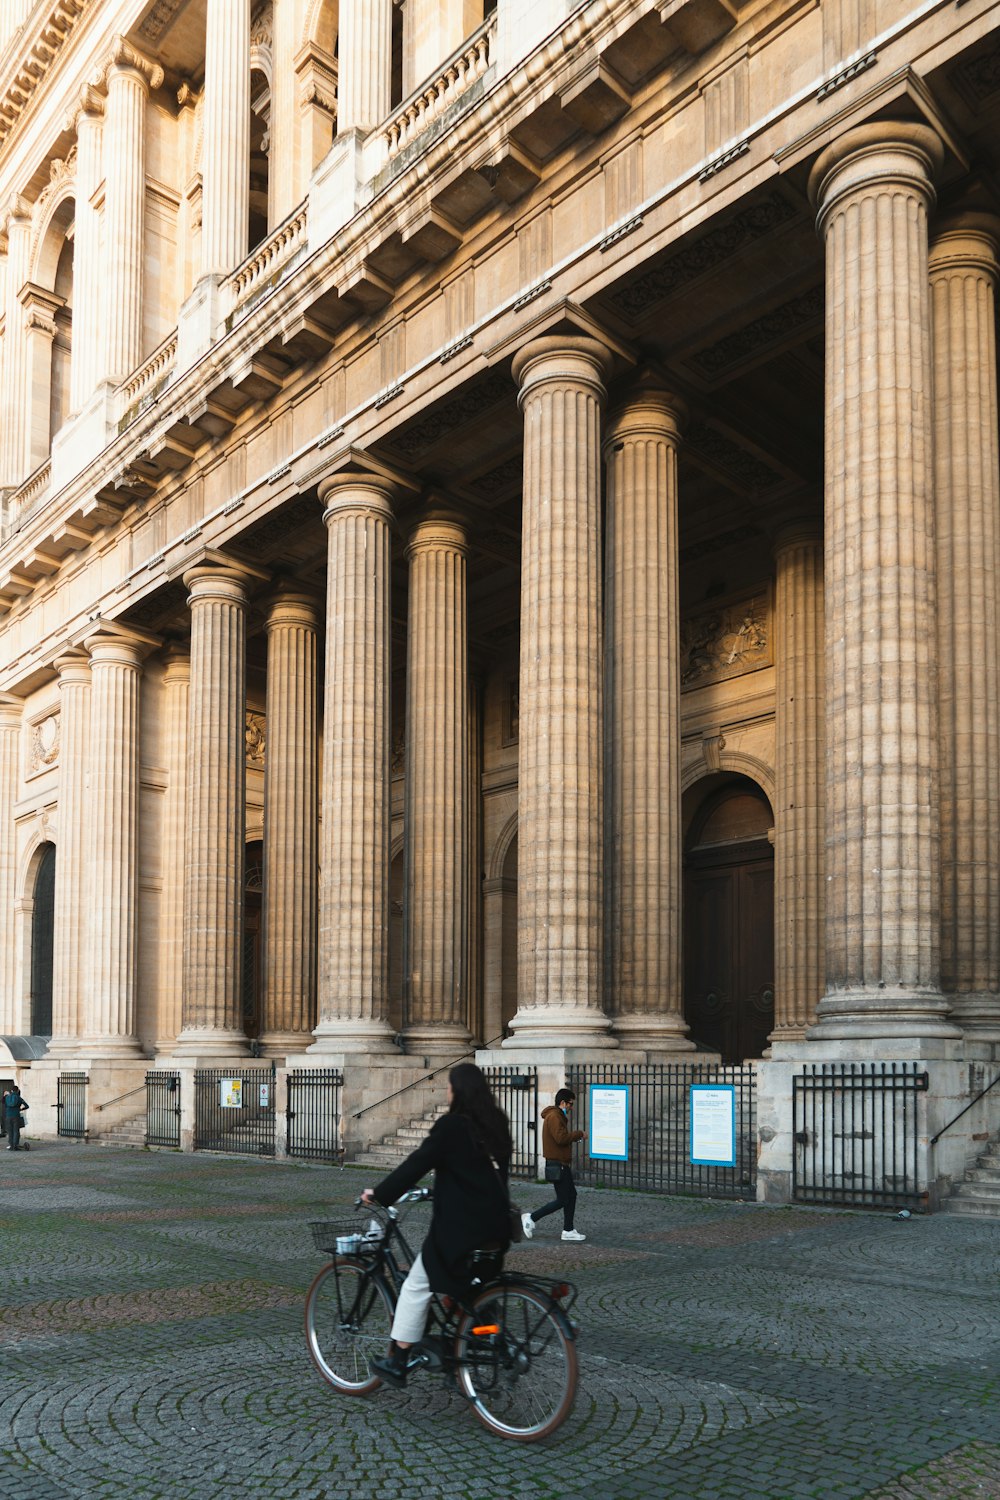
[
  {"x1": 689, "y1": 1084, "x2": 736, "y2": 1167},
  {"x1": 589, "y1": 1083, "x2": 629, "y2": 1161}
]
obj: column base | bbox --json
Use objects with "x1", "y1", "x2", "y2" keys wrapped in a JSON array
[
  {"x1": 171, "y1": 1026, "x2": 250, "y2": 1059},
  {"x1": 77, "y1": 1037, "x2": 147, "y2": 1060},
  {"x1": 944, "y1": 991, "x2": 1000, "y2": 1042},
  {"x1": 256, "y1": 1031, "x2": 315, "y2": 1060},
  {"x1": 807, "y1": 985, "x2": 962, "y2": 1042},
  {"x1": 610, "y1": 1013, "x2": 696, "y2": 1052},
  {"x1": 503, "y1": 1005, "x2": 617, "y2": 1050},
  {"x1": 306, "y1": 1018, "x2": 399, "y2": 1055},
  {"x1": 398, "y1": 1024, "x2": 473, "y2": 1059}
]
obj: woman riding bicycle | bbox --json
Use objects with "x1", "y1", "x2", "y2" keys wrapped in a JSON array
[{"x1": 361, "y1": 1061, "x2": 513, "y2": 1389}]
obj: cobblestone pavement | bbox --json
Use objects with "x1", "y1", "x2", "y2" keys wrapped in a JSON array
[{"x1": 1, "y1": 1142, "x2": 998, "y2": 1500}]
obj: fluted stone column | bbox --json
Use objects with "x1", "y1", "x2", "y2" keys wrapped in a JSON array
[
  {"x1": 67, "y1": 87, "x2": 104, "y2": 411},
  {"x1": 808, "y1": 122, "x2": 957, "y2": 1039},
  {"x1": 49, "y1": 655, "x2": 90, "y2": 1055},
  {"x1": 338, "y1": 0, "x2": 393, "y2": 133},
  {"x1": 21, "y1": 283, "x2": 62, "y2": 472},
  {"x1": 0, "y1": 694, "x2": 20, "y2": 1033},
  {"x1": 930, "y1": 215, "x2": 1000, "y2": 1040},
  {"x1": 175, "y1": 567, "x2": 251, "y2": 1056},
  {"x1": 604, "y1": 383, "x2": 693, "y2": 1051},
  {"x1": 202, "y1": 0, "x2": 251, "y2": 276},
  {"x1": 773, "y1": 523, "x2": 825, "y2": 1041},
  {"x1": 402, "y1": 517, "x2": 472, "y2": 1055},
  {"x1": 157, "y1": 647, "x2": 189, "y2": 1050},
  {"x1": 260, "y1": 590, "x2": 319, "y2": 1055},
  {"x1": 83, "y1": 634, "x2": 145, "y2": 1054},
  {"x1": 0, "y1": 196, "x2": 31, "y2": 488},
  {"x1": 311, "y1": 472, "x2": 397, "y2": 1053},
  {"x1": 102, "y1": 39, "x2": 162, "y2": 386},
  {"x1": 508, "y1": 336, "x2": 614, "y2": 1047}
]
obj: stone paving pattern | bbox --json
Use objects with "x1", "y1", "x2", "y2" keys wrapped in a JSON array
[{"x1": 0, "y1": 1142, "x2": 998, "y2": 1499}]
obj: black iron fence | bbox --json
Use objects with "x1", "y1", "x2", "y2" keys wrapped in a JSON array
[
  {"x1": 146, "y1": 1071, "x2": 181, "y2": 1148},
  {"x1": 193, "y1": 1065, "x2": 275, "y2": 1157},
  {"x1": 287, "y1": 1069, "x2": 344, "y2": 1162},
  {"x1": 57, "y1": 1072, "x2": 88, "y2": 1139},
  {"x1": 484, "y1": 1066, "x2": 538, "y2": 1179},
  {"x1": 792, "y1": 1062, "x2": 928, "y2": 1210},
  {"x1": 566, "y1": 1062, "x2": 757, "y2": 1200}
]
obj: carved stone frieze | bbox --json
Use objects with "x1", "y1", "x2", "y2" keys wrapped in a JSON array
[
  {"x1": 685, "y1": 423, "x2": 783, "y2": 493},
  {"x1": 690, "y1": 286, "x2": 823, "y2": 380},
  {"x1": 382, "y1": 370, "x2": 511, "y2": 460},
  {"x1": 470, "y1": 455, "x2": 522, "y2": 498},
  {"x1": 245, "y1": 712, "x2": 266, "y2": 767},
  {"x1": 951, "y1": 39, "x2": 1000, "y2": 109},
  {"x1": 28, "y1": 712, "x2": 60, "y2": 776},
  {"x1": 680, "y1": 589, "x2": 771, "y2": 689},
  {"x1": 391, "y1": 726, "x2": 406, "y2": 775},
  {"x1": 138, "y1": 0, "x2": 186, "y2": 43},
  {"x1": 607, "y1": 190, "x2": 798, "y2": 321}
]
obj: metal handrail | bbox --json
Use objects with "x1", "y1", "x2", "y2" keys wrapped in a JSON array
[
  {"x1": 352, "y1": 1033, "x2": 506, "y2": 1119},
  {"x1": 92, "y1": 1081, "x2": 147, "y2": 1113},
  {"x1": 930, "y1": 1071, "x2": 1000, "y2": 1145}
]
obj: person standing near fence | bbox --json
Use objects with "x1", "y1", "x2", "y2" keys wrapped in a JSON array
[
  {"x1": 521, "y1": 1088, "x2": 587, "y2": 1242},
  {"x1": 3, "y1": 1085, "x2": 27, "y2": 1150}
]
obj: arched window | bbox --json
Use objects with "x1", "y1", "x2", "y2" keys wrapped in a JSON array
[
  {"x1": 30, "y1": 843, "x2": 56, "y2": 1037},
  {"x1": 249, "y1": 69, "x2": 271, "y2": 248}
]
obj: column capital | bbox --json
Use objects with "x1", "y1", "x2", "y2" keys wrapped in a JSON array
[
  {"x1": 2, "y1": 193, "x2": 31, "y2": 232},
  {"x1": 85, "y1": 632, "x2": 148, "y2": 670},
  {"x1": 0, "y1": 692, "x2": 21, "y2": 731},
  {"x1": 318, "y1": 468, "x2": 398, "y2": 525},
  {"x1": 929, "y1": 212, "x2": 1000, "y2": 279},
  {"x1": 65, "y1": 84, "x2": 105, "y2": 134},
  {"x1": 604, "y1": 378, "x2": 687, "y2": 451},
  {"x1": 95, "y1": 35, "x2": 164, "y2": 94},
  {"x1": 264, "y1": 587, "x2": 322, "y2": 632},
  {"x1": 808, "y1": 121, "x2": 945, "y2": 235},
  {"x1": 405, "y1": 515, "x2": 469, "y2": 562},
  {"x1": 161, "y1": 642, "x2": 191, "y2": 678},
  {"x1": 183, "y1": 563, "x2": 254, "y2": 608},
  {"x1": 54, "y1": 651, "x2": 92, "y2": 686},
  {"x1": 512, "y1": 335, "x2": 613, "y2": 407},
  {"x1": 773, "y1": 518, "x2": 822, "y2": 556}
]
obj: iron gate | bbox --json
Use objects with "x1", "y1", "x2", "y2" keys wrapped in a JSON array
[
  {"x1": 567, "y1": 1063, "x2": 757, "y2": 1200},
  {"x1": 193, "y1": 1065, "x2": 275, "y2": 1156},
  {"x1": 484, "y1": 1066, "x2": 538, "y2": 1179},
  {"x1": 287, "y1": 1069, "x2": 344, "y2": 1162},
  {"x1": 57, "y1": 1072, "x2": 88, "y2": 1138},
  {"x1": 792, "y1": 1062, "x2": 928, "y2": 1210},
  {"x1": 146, "y1": 1071, "x2": 181, "y2": 1148}
]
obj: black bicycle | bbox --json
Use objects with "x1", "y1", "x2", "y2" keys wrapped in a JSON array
[{"x1": 304, "y1": 1189, "x2": 579, "y2": 1441}]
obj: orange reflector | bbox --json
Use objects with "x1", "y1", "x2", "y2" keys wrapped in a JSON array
[
  {"x1": 472, "y1": 1324, "x2": 500, "y2": 1336},
  {"x1": 552, "y1": 1283, "x2": 569, "y2": 1298}
]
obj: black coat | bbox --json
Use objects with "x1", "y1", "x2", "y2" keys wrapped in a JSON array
[{"x1": 373, "y1": 1111, "x2": 511, "y2": 1298}]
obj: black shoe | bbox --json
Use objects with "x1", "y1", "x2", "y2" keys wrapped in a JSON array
[{"x1": 372, "y1": 1346, "x2": 410, "y2": 1390}]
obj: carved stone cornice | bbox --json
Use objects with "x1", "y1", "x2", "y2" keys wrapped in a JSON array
[
  {"x1": 0, "y1": 0, "x2": 93, "y2": 150},
  {"x1": 93, "y1": 35, "x2": 165, "y2": 95}
]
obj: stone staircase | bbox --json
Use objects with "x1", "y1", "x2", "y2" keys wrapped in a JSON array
[
  {"x1": 351, "y1": 1100, "x2": 450, "y2": 1170},
  {"x1": 93, "y1": 1107, "x2": 147, "y2": 1149},
  {"x1": 943, "y1": 1133, "x2": 1000, "y2": 1217}
]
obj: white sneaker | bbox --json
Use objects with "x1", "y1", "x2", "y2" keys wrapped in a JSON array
[
  {"x1": 561, "y1": 1229, "x2": 586, "y2": 1242},
  {"x1": 521, "y1": 1212, "x2": 535, "y2": 1240}
]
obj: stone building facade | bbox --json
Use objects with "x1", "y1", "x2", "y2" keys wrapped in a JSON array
[{"x1": 0, "y1": 0, "x2": 998, "y2": 1197}]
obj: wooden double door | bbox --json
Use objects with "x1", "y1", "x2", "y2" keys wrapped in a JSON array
[{"x1": 683, "y1": 784, "x2": 775, "y2": 1064}]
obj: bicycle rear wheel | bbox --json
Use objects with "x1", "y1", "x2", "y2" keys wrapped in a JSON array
[
  {"x1": 454, "y1": 1283, "x2": 578, "y2": 1441},
  {"x1": 304, "y1": 1258, "x2": 395, "y2": 1394}
]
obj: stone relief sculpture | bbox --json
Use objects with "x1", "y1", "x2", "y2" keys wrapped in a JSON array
[{"x1": 680, "y1": 591, "x2": 770, "y2": 688}]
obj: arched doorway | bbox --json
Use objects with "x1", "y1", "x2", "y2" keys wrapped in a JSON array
[
  {"x1": 30, "y1": 843, "x2": 56, "y2": 1036},
  {"x1": 683, "y1": 776, "x2": 774, "y2": 1064},
  {"x1": 243, "y1": 841, "x2": 263, "y2": 1042}
]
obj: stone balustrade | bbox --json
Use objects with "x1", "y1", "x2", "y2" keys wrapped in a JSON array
[
  {"x1": 382, "y1": 13, "x2": 495, "y2": 160},
  {"x1": 4, "y1": 457, "x2": 51, "y2": 537},
  {"x1": 117, "y1": 330, "x2": 178, "y2": 418},
  {"x1": 223, "y1": 202, "x2": 309, "y2": 317}
]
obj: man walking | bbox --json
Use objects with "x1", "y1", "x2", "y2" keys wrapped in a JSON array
[{"x1": 522, "y1": 1088, "x2": 587, "y2": 1242}]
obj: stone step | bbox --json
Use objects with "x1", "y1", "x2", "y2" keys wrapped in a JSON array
[
  {"x1": 967, "y1": 1165, "x2": 1000, "y2": 1182},
  {"x1": 954, "y1": 1177, "x2": 1000, "y2": 1199},
  {"x1": 942, "y1": 1193, "x2": 1000, "y2": 1217}
]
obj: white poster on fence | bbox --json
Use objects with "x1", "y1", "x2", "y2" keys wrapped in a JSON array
[
  {"x1": 588, "y1": 1084, "x2": 629, "y2": 1161},
  {"x1": 689, "y1": 1084, "x2": 736, "y2": 1166},
  {"x1": 219, "y1": 1078, "x2": 243, "y2": 1109}
]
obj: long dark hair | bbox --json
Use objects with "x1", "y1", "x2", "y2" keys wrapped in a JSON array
[{"x1": 448, "y1": 1062, "x2": 513, "y2": 1163}]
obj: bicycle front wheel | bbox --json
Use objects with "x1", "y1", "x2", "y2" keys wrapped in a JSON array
[
  {"x1": 304, "y1": 1258, "x2": 395, "y2": 1395},
  {"x1": 454, "y1": 1283, "x2": 578, "y2": 1441}
]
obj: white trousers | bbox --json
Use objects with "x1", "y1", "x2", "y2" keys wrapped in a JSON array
[{"x1": 390, "y1": 1251, "x2": 433, "y2": 1344}]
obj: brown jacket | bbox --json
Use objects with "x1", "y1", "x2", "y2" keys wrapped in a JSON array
[{"x1": 540, "y1": 1104, "x2": 584, "y2": 1164}]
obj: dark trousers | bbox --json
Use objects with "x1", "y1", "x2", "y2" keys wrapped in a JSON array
[
  {"x1": 5, "y1": 1113, "x2": 20, "y2": 1149},
  {"x1": 530, "y1": 1164, "x2": 576, "y2": 1231}
]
